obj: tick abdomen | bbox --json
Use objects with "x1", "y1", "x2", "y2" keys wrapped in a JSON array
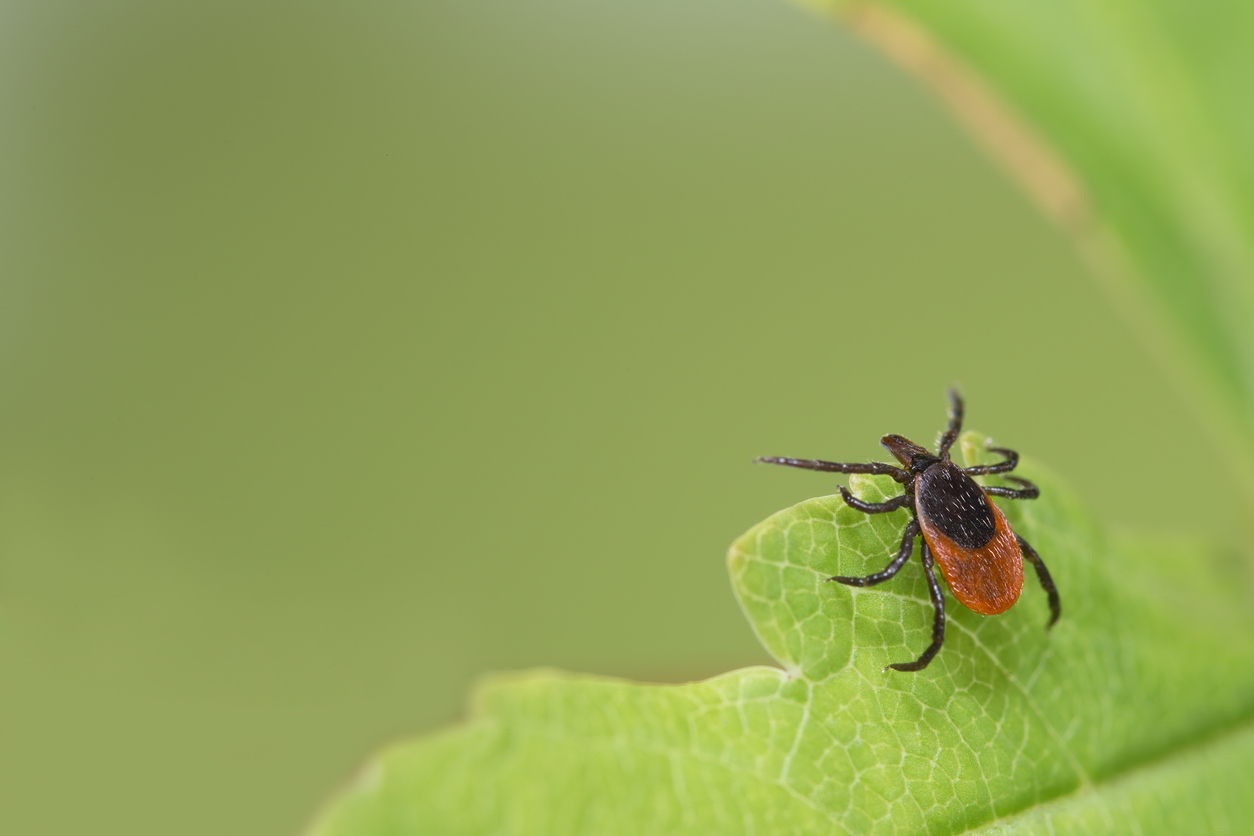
[{"x1": 916, "y1": 462, "x2": 1024, "y2": 615}]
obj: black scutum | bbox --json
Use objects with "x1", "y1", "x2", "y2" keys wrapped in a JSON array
[{"x1": 916, "y1": 462, "x2": 997, "y2": 549}]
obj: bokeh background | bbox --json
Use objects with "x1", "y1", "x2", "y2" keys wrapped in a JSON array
[{"x1": 0, "y1": 1, "x2": 1236, "y2": 834}]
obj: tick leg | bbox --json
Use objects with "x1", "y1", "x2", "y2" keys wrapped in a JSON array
[
  {"x1": 887, "y1": 540, "x2": 946, "y2": 672},
  {"x1": 963, "y1": 445, "x2": 1019, "y2": 475},
  {"x1": 982, "y1": 476, "x2": 1039, "y2": 500},
  {"x1": 827, "y1": 519, "x2": 919, "y2": 586},
  {"x1": 1017, "y1": 534, "x2": 1061, "y2": 628},
  {"x1": 838, "y1": 487, "x2": 911, "y2": 515},
  {"x1": 937, "y1": 388, "x2": 964, "y2": 460},
  {"x1": 755, "y1": 457, "x2": 910, "y2": 484}
]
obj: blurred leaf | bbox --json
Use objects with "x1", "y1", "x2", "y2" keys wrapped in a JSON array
[
  {"x1": 797, "y1": 0, "x2": 1254, "y2": 498},
  {"x1": 309, "y1": 435, "x2": 1254, "y2": 834}
]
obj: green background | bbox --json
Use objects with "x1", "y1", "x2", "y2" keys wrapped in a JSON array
[{"x1": 0, "y1": 1, "x2": 1232, "y2": 834}]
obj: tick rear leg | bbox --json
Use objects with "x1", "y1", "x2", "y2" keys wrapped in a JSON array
[
  {"x1": 887, "y1": 540, "x2": 946, "y2": 672},
  {"x1": 1017, "y1": 534, "x2": 1061, "y2": 628},
  {"x1": 827, "y1": 519, "x2": 919, "y2": 586},
  {"x1": 982, "y1": 476, "x2": 1040, "y2": 500},
  {"x1": 963, "y1": 444, "x2": 1019, "y2": 475},
  {"x1": 838, "y1": 487, "x2": 911, "y2": 515},
  {"x1": 937, "y1": 389, "x2": 964, "y2": 460}
]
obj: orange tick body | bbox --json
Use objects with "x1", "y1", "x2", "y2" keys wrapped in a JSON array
[
  {"x1": 912, "y1": 459, "x2": 1023, "y2": 616},
  {"x1": 757, "y1": 390, "x2": 1060, "y2": 672}
]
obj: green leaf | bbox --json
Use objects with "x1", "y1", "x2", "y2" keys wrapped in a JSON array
[
  {"x1": 308, "y1": 435, "x2": 1254, "y2": 834},
  {"x1": 792, "y1": 0, "x2": 1254, "y2": 500}
]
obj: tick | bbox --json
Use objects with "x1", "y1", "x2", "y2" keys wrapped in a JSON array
[{"x1": 756, "y1": 390, "x2": 1060, "y2": 672}]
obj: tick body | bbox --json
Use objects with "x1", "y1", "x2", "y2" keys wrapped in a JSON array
[{"x1": 757, "y1": 390, "x2": 1060, "y2": 672}]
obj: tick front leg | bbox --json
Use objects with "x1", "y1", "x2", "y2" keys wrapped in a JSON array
[
  {"x1": 838, "y1": 487, "x2": 911, "y2": 515},
  {"x1": 827, "y1": 519, "x2": 919, "y2": 587},
  {"x1": 937, "y1": 388, "x2": 964, "y2": 459},
  {"x1": 1017, "y1": 534, "x2": 1061, "y2": 628},
  {"x1": 754, "y1": 457, "x2": 911, "y2": 484},
  {"x1": 982, "y1": 476, "x2": 1039, "y2": 500},
  {"x1": 887, "y1": 540, "x2": 946, "y2": 672},
  {"x1": 963, "y1": 444, "x2": 1019, "y2": 475}
]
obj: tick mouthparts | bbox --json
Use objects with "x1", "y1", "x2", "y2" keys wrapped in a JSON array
[{"x1": 880, "y1": 434, "x2": 930, "y2": 467}]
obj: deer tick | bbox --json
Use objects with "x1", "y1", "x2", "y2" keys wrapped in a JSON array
[{"x1": 757, "y1": 389, "x2": 1060, "y2": 672}]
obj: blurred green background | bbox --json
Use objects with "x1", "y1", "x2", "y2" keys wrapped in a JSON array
[{"x1": 0, "y1": 0, "x2": 1234, "y2": 834}]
